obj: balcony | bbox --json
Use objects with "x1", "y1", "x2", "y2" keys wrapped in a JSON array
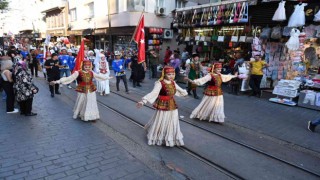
[{"x1": 41, "y1": 0, "x2": 66, "y2": 13}]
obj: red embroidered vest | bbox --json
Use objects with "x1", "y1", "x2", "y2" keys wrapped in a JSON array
[
  {"x1": 204, "y1": 74, "x2": 223, "y2": 96},
  {"x1": 153, "y1": 80, "x2": 177, "y2": 111},
  {"x1": 75, "y1": 71, "x2": 97, "y2": 93}
]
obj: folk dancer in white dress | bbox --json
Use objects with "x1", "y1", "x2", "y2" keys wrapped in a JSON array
[
  {"x1": 186, "y1": 63, "x2": 237, "y2": 123},
  {"x1": 51, "y1": 60, "x2": 112, "y2": 122},
  {"x1": 288, "y1": 3, "x2": 308, "y2": 27},
  {"x1": 136, "y1": 66, "x2": 188, "y2": 147},
  {"x1": 94, "y1": 50, "x2": 110, "y2": 96},
  {"x1": 272, "y1": 0, "x2": 286, "y2": 21}
]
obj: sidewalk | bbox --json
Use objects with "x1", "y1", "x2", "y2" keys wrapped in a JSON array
[{"x1": 0, "y1": 80, "x2": 159, "y2": 179}]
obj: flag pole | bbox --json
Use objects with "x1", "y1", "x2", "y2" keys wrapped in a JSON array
[{"x1": 130, "y1": 10, "x2": 145, "y2": 44}]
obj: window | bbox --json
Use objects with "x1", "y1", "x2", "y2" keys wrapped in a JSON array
[
  {"x1": 88, "y1": 2, "x2": 94, "y2": 18},
  {"x1": 176, "y1": 0, "x2": 186, "y2": 8},
  {"x1": 70, "y1": 8, "x2": 77, "y2": 21},
  {"x1": 127, "y1": 0, "x2": 145, "y2": 11}
]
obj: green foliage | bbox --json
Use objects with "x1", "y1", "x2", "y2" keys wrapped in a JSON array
[{"x1": 0, "y1": 0, "x2": 8, "y2": 10}]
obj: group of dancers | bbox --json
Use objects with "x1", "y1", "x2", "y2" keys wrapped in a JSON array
[{"x1": 51, "y1": 51, "x2": 238, "y2": 147}]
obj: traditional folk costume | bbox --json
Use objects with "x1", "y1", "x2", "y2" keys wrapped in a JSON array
[
  {"x1": 95, "y1": 52, "x2": 110, "y2": 95},
  {"x1": 185, "y1": 54, "x2": 202, "y2": 99},
  {"x1": 56, "y1": 60, "x2": 110, "y2": 121},
  {"x1": 190, "y1": 63, "x2": 236, "y2": 123},
  {"x1": 139, "y1": 66, "x2": 188, "y2": 147}
]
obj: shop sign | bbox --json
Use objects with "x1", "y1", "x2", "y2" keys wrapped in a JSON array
[
  {"x1": 94, "y1": 29, "x2": 107, "y2": 35},
  {"x1": 47, "y1": 29, "x2": 65, "y2": 36},
  {"x1": 68, "y1": 30, "x2": 82, "y2": 35}
]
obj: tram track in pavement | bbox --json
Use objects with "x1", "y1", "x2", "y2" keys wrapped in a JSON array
[{"x1": 107, "y1": 88, "x2": 320, "y2": 179}]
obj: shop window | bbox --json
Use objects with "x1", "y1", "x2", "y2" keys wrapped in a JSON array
[
  {"x1": 176, "y1": 0, "x2": 186, "y2": 9},
  {"x1": 127, "y1": 0, "x2": 145, "y2": 12},
  {"x1": 70, "y1": 8, "x2": 77, "y2": 22}
]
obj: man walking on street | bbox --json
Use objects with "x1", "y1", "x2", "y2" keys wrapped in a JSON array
[
  {"x1": 112, "y1": 51, "x2": 129, "y2": 93},
  {"x1": 45, "y1": 53, "x2": 61, "y2": 97},
  {"x1": 58, "y1": 48, "x2": 72, "y2": 88}
]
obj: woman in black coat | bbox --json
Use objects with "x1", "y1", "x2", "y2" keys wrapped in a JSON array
[{"x1": 128, "y1": 55, "x2": 146, "y2": 87}]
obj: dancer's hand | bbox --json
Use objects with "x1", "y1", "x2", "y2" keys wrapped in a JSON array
[{"x1": 136, "y1": 101, "x2": 144, "y2": 108}]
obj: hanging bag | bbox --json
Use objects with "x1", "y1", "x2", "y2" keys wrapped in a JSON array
[
  {"x1": 238, "y1": 2, "x2": 249, "y2": 23},
  {"x1": 229, "y1": 3, "x2": 236, "y2": 23},
  {"x1": 184, "y1": 29, "x2": 191, "y2": 42},
  {"x1": 211, "y1": 28, "x2": 218, "y2": 41},
  {"x1": 271, "y1": 26, "x2": 282, "y2": 39},
  {"x1": 260, "y1": 26, "x2": 271, "y2": 39},
  {"x1": 233, "y1": 2, "x2": 242, "y2": 23}
]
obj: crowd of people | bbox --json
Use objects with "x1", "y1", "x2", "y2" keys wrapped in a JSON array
[{"x1": 0, "y1": 41, "x2": 318, "y2": 149}]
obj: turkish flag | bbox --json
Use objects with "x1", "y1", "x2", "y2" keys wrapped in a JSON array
[
  {"x1": 72, "y1": 39, "x2": 85, "y2": 73},
  {"x1": 133, "y1": 14, "x2": 145, "y2": 64}
]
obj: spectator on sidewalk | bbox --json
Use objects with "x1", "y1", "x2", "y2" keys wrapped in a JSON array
[
  {"x1": 308, "y1": 119, "x2": 320, "y2": 132},
  {"x1": 14, "y1": 60, "x2": 38, "y2": 116},
  {"x1": 29, "y1": 49, "x2": 39, "y2": 77},
  {"x1": 170, "y1": 53, "x2": 181, "y2": 80},
  {"x1": 181, "y1": 48, "x2": 189, "y2": 70},
  {"x1": 1, "y1": 58, "x2": 18, "y2": 113},
  {"x1": 249, "y1": 55, "x2": 268, "y2": 98},
  {"x1": 58, "y1": 48, "x2": 72, "y2": 89},
  {"x1": 164, "y1": 46, "x2": 172, "y2": 65},
  {"x1": 45, "y1": 53, "x2": 61, "y2": 97},
  {"x1": 112, "y1": 51, "x2": 129, "y2": 93},
  {"x1": 148, "y1": 49, "x2": 159, "y2": 79}
]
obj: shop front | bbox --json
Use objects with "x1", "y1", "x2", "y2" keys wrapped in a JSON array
[{"x1": 173, "y1": 0, "x2": 320, "y2": 108}]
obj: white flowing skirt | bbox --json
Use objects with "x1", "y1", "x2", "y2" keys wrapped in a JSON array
[
  {"x1": 96, "y1": 73, "x2": 110, "y2": 94},
  {"x1": 145, "y1": 109, "x2": 184, "y2": 147},
  {"x1": 73, "y1": 92, "x2": 100, "y2": 121},
  {"x1": 190, "y1": 95, "x2": 225, "y2": 122}
]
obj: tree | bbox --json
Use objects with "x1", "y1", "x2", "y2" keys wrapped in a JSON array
[{"x1": 0, "y1": 0, "x2": 8, "y2": 10}]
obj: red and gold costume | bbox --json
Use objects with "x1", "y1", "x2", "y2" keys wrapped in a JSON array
[
  {"x1": 190, "y1": 63, "x2": 236, "y2": 123},
  {"x1": 141, "y1": 66, "x2": 188, "y2": 147},
  {"x1": 57, "y1": 60, "x2": 110, "y2": 121}
]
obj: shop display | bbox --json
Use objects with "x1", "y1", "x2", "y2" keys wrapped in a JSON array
[
  {"x1": 148, "y1": 28, "x2": 163, "y2": 51},
  {"x1": 314, "y1": 10, "x2": 320, "y2": 22},
  {"x1": 272, "y1": 0, "x2": 286, "y2": 21},
  {"x1": 288, "y1": 3, "x2": 308, "y2": 27},
  {"x1": 269, "y1": 79, "x2": 301, "y2": 106}
]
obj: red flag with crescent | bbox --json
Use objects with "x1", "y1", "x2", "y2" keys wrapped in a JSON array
[{"x1": 133, "y1": 14, "x2": 145, "y2": 64}]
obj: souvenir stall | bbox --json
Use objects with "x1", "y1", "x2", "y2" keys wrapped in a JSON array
[
  {"x1": 173, "y1": 0, "x2": 251, "y2": 66},
  {"x1": 251, "y1": 0, "x2": 320, "y2": 107}
]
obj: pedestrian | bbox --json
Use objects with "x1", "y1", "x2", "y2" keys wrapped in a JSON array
[
  {"x1": 51, "y1": 60, "x2": 112, "y2": 122},
  {"x1": 136, "y1": 66, "x2": 188, "y2": 147},
  {"x1": 308, "y1": 119, "x2": 320, "y2": 132},
  {"x1": 58, "y1": 48, "x2": 72, "y2": 88},
  {"x1": 96, "y1": 52, "x2": 110, "y2": 96},
  {"x1": 249, "y1": 55, "x2": 268, "y2": 97},
  {"x1": 87, "y1": 50, "x2": 95, "y2": 70},
  {"x1": 185, "y1": 53, "x2": 202, "y2": 99},
  {"x1": 164, "y1": 46, "x2": 172, "y2": 65},
  {"x1": 181, "y1": 48, "x2": 189, "y2": 70},
  {"x1": 129, "y1": 53, "x2": 145, "y2": 88},
  {"x1": 170, "y1": 53, "x2": 181, "y2": 80},
  {"x1": 1, "y1": 58, "x2": 18, "y2": 113},
  {"x1": 44, "y1": 53, "x2": 61, "y2": 97},
  {"x1": 29, "y1": 49, "x2": 39, "y2": 77},
  {"x1": 67, "y1": 49, "x2": 75, "y2": 72},
  {"x1": 13, "y1": 60, "x2": 38, "y2": 116},
  {"x1": 112, "y1": 51, "x2": 129, "y2": 93},
  {"x1": 149, "y1": 49, "x2": 159, "y2": 78},
  {"x1": 186, "y1": 63, "x2": 237, "y2": 123}
]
